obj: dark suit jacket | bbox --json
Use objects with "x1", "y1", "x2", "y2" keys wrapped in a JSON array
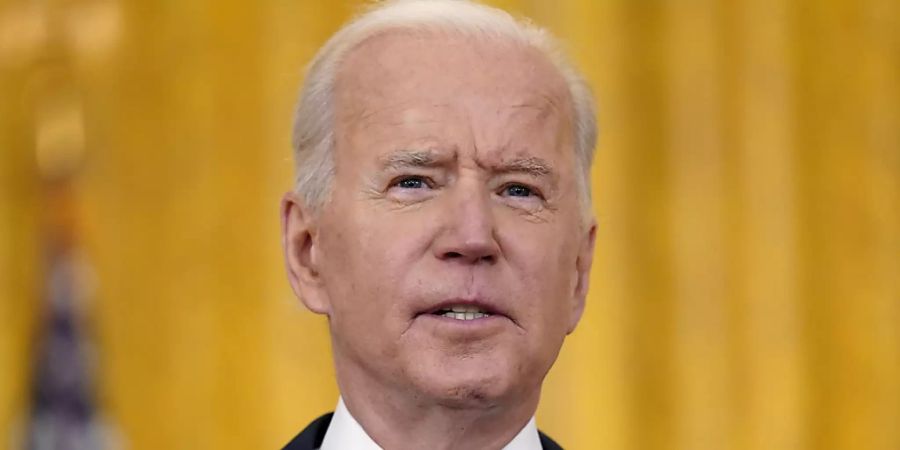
[{"x1": 282, "y1": 413, "x2": 563, "y2": 450}]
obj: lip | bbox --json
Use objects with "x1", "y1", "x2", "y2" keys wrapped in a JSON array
[{"x1": 418, "y1": 298, "x2": 507, "y2": 318}]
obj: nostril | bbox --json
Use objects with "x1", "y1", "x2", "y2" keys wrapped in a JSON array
[{"x1": 439, "y1": 251, "x2": 497, "y2": 264}]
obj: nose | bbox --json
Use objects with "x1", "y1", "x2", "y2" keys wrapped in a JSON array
[{"x1": 432, "y1": 185, "x2": 500, "y2": 265}]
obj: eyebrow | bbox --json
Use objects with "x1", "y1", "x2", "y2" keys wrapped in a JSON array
[
  {"x1": 378, "y1": 149, "x2": 449, "y2": 170},
  {"x1": 494, "y1": 156, "x2": 555, "y2": 178},
  {"x1": 377, "y1": 149, "x2": 557, "y2": 181}
]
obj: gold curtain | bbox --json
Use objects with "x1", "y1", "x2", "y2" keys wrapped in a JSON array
[{"x1": 1, "y1": 0, "x2": 898, "y2": 449}]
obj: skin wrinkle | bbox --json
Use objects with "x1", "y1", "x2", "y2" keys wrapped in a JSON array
[
  {"x1": 366, "y1": 147, "x2": 560, "y2": 223},
  {"x1": 379, "y1": 149, "x2": 559, "y2": 198},
  {"x1": 353, "y1": 103, "x2": 455, "y2": 132}
]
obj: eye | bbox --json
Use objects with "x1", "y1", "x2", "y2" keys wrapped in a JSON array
[
  {"x1": 391, "y1": 175, "x2": 430, "y2": 190},
  {"x1": 502, "y1": 183, "x2": 536, "y2": 198}
]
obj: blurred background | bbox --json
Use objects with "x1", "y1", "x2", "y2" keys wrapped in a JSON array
[{"x1": 1, "y1": 0, "x2": 898, "y2": 449}]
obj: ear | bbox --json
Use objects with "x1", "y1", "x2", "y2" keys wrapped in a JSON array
[
  {"x1": 567, "y1": 220, "x2": 596, "y2": 334},
  {"x1": 281, "y1": 191, "x2": 331, "y2": 315}
]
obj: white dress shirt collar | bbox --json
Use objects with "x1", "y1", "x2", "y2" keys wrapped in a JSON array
[{"x1": 319, "y1": 397, "x2": 543, "y2": 450}]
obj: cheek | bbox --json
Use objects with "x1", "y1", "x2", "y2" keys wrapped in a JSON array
[
  {"x1": 319, "y1": 205, "x2": 435, "y2": 319},
  {"x1": 356, "y1": 211, "x2": 436, "y2": 285},
  {"x1": 497, "y1": 217, "x2": 578, "y2": 321}
]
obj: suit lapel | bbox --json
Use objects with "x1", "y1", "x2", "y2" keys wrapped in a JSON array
[{"x1": 282, "y1": 413, "x2": 333, "y2": 450}]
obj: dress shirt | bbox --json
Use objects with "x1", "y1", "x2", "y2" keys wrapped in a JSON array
[{"x1": 319, "y1": 397, "x2": 542, "y2": 450}]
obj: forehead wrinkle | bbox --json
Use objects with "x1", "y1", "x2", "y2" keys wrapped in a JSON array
[
  {"x1": 486, "y1": 93, "x2": 567, "y2": 147},
  {"x1": 508, "y1": 92, "x2": 563, "y2": 119},
  {"x1": 352, "y1": 103, "x2": 454, "y2": 130}
]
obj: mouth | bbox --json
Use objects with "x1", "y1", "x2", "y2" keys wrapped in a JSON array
[
  {"x1": 405, "y1": 299, "x2": 521, "y2": 338},
  {"x1": 419, "y1": 300, "x2": 506, "y2": 322},
  {"x1": 432, "y1": 305, "x2": 494, "y2": 321}
]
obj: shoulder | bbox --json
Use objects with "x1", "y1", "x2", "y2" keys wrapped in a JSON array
[{"x1": 281, "y1": 413, "x2": 333, "y2": 450}]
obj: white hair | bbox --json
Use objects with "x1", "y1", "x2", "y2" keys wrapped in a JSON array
[{"x1": 291, "y1": 0, "x2": 597, "y2": 218}]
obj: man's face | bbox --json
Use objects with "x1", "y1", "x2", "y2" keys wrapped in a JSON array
[{"x1": 286, "y1": 32, "x2": 595, "y2": 408}]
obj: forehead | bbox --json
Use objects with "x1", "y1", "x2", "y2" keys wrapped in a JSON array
[{"x1": 333, "y1": 30, "x2": 572, "y2": 136}]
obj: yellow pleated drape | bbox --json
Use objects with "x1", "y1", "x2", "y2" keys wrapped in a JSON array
[{"x1": 1, "y1": 0, "x2": 898, "y2": 449}]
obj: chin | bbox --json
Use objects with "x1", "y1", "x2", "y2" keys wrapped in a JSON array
[{"x1": 407, "y1": 352, "x2": 525, "y2": 409}]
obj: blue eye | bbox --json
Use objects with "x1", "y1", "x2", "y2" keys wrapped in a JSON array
[
  {"x1": 504, "y1": 184, "x2": 533, "y2": 197},
  {"x1": 395, "y1": 176, "x2": 428, "y2": 189}
]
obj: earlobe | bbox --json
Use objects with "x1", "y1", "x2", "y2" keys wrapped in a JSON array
[
  {"x1": 567, "y1": 221, "x2": 597, "y2": 334},
  {"x1": 281, "y1": 191, "x2": 331, "y2": 315}
]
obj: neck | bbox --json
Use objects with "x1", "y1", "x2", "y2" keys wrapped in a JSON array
[{"x1": 334, "y1": 359, "x2": 540, "y2": 450}]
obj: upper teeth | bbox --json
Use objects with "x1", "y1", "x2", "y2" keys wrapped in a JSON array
[{"x1": 438, "y1": 305, "x2": 490, "y2": 320}]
